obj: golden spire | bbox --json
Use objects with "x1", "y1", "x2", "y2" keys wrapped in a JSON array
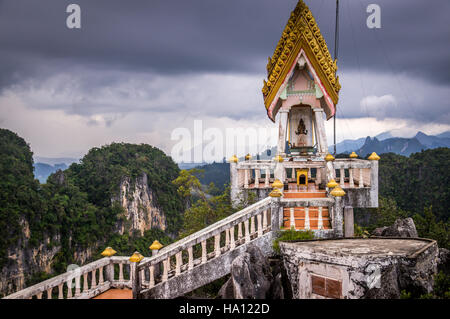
[{"x1": 263, "y1": 0, "x2": 340, "y2": 120}]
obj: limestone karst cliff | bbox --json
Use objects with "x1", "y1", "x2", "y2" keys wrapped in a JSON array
[
  {"x1": 0, "y1": 129, "x2": 183, "y2": 296},
  {"x1": 114, "y1": 173, "x2": 167, "y2": 236}
]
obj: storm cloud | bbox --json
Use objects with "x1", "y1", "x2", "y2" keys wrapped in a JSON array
[{"x1": 0, "y1": 0, "x2": 449, "y2": 159}]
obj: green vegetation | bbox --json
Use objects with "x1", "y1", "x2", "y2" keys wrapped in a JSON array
[
  {"x1": 272, "y1": 228, "x2": 315, "y2": 254},
  {"x1": 191, "y1": 162, "x2": 229, "y2": 193},
  {"x1": 0, "y1": 129, "x2": 183, "y2": 278},
  {"x1": 173, "y1": 169, "x2": 256, "y2": 239},
  {"x1": 0, "y1": 129, "x2": 43, "y2": 267},
  {"x1": 378, "y1": 148, "x2": 449, "y2": 221}
]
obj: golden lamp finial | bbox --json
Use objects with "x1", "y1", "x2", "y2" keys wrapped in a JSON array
[
  {"x1": 101, "y1": 247, "x2": 117, "y2": 257},
  {"x1": 269, "y1": 188, "x2": 283, "y2": 197},
  {"x1": 245, "y1": 153, "x2": 252, "y2": 161},
  {"x1": 325, "y1": 153, "x2": 335, "y2": 161},
  {"x1": 272, "y1": 179, "x2": 284, "y2": 189},
  {"x1": 326, "y1": 179, "x2": 338, "y2": 188},
  {"x1": 330, "y1": 186, "x2": 346, "y2": 197},
  {"x1": 349, "y1": 152, "x2": 358, "y2": 159},
  {"x1": 149, "y1": 240, "x2": 163, "y2": 251},
  {"x1": 274, "y1": 155, "x2": 284, "y2": 163},
  {"x1": 368, "y1": 152, "x2": 380, "y2": 161},
  {"x1": 229, "y1": 155, "x2": 238, "y2": 163},
  {"x1": 129, "y1": 251, "x2": 144, "y2": 263}
]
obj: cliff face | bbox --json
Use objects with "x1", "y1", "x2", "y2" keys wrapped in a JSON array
[
  {"x1": 113, "y1": 173, "x2": 166, "y2": 236},
  {"x1": 0, "y1": 219, "x2": 61, "y2": 296},
  {"x1": 0, "y1": 173, "x2": 167, "y2": 296}
]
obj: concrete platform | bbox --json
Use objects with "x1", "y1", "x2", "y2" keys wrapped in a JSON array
[
  {"x1": 280, "y1": 237, "x2": 438, "y2": 299},
  {"x1": 286, "y1": 238, "x2": 433, "y2": 258}
]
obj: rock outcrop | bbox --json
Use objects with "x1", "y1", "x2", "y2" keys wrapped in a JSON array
[
  {"x1": 372, "y1": 218, "x2": 418, "y2": 238},
  {"x1": 218, "y1": 245, "x2": 290, "y2": 299},
  {"x1": 113, "y1": 173, "x2": 166, "y2": 236}
]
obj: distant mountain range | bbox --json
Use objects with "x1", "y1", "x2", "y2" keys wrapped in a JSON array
[
  {"x1": 329, "y1": 131, "x2": 450, "y2": 157},
  {"x1": 33, "y1": 157, "x2": 78, "y2": 183},
  {"x1": 33, "y1": 163, "x2": 68, "y2": 183}
]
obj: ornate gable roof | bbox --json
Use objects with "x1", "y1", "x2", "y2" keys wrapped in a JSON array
[{"x1": 262, "y1": 0, "x2": 341, "y2": 121}]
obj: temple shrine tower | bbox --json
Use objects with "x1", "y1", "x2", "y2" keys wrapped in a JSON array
[{"x1": 230, "y1": 0, "x2": 379, "y2": 238}]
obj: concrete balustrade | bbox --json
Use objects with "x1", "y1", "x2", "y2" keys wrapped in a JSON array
[
  {"x1": 134, "y1": 197, "x2": 275, "y2": 298},
  {"x1": 3, "y1": 256, "x2": 133, "y2": 299}
]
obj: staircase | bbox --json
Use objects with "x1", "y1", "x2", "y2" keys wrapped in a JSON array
[
  {"x1": 135, "y1": 197, "x2": 277, "y2": 299},
  {"x1": 3, "y1": 191, "x2": 338, "y2": 299}
]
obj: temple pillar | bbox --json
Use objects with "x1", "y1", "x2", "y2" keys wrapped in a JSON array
[
  {"x1": 313, "y1": 108, "x2": 328, "y2": 155},
  {"x1": 277, "y1": 110, "x2": 289, "y2": 156},
  {"x1": 344, "y1": 206, "x2": 354, "y2": 238},
  {"x1": 370, "y1": 160, "x2": 379, "y2": 207}
]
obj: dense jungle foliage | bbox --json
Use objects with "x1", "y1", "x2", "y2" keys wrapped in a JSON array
[{"x1": 0, "y1": 129, "x2": 183, "y2": 275}]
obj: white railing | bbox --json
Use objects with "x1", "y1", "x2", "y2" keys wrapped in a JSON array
[
  {"x1": 333, "y1": 159, "x2": 372, "y2": 188},
  {"x1": 135, "y1": 196, "x2": 275, "y2": 295},
  {"x1": 3, "y1": 256, "x2": 132, "y2": 299}
]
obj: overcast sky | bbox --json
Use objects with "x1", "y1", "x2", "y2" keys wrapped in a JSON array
[{"x1": 0, "y1": 0, "x2": 449, "y2": 161}]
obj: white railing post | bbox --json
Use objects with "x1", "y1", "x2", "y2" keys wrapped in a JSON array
[
  {"x1": 46, "y1": 288, "x2": 52, "y2": 299},
  {"x1": 359, "y1": 168, "x2": 364, "y2": 187},
  {"x1": 201, "y1": 240, "x2": 207, "y2": 264},
  {"x1": 214, "y1": 234, "x2": 221, "y2": 257},
  {"x1": 244, "y1": 220, "x2": 250, "y2": 243},
  {"x1": 229, "y1": 226, "x2": 235, "y2": 250},
  {"x1": 263, "y1": 209, "x2": 268, "y2": 230},
  {"x1": 175, "y1": 252, "x2": 182, "y2": 276},
  {"x1": 349, "y1": 168, "x2": 354, "y2": 188},
  {"x1": 66, "y1": 279, "x2": 72, "y2": 298},
  {"x1": 318, "y1": 206, "x2": 323, "y2": 230},
  {"x1": 250, "y1": 216, "x2": 256, "y2": 235},
  {"x1": 119, "y1": 262, "x2": 124, "y2": 282},
  {"x1": 257, "y1": 213, "x2": 263, "y2": 237},
  {"x1": 238, "y1": 222, "x2": 243, "y2": 240},
  {"x1": 244, "y1": 169, "x2": 249, "y2": 189},
  {"x1": 75, "y1": 275, "x2": 81, "y2": 296},
  {"x1": 225, "y1": 228, "x2": 230, "y2": 248},
  {"x1": 340, "y1": 168, "x2": 345, "y2": 187},
  {"x1": 305, "y1": 207, "x2": 310, "y2": 230},
  {"x1": 265, "y1": 168, "x2": 270, "y2": 187},
  {"x1": 149, "y1": 265, "x2": 155, "y2": 288},
  {"x1": 58, "y1": 284, "x2": 63, "y2": 299},
  {"x1": 188, "y1": 246, "x2": 194, "y2": 270},
  {"x1": 162, "y1": 259, "x2": 169, "y2": 282},
  {"x1": 290, "y1": 207, "x2": 295, "y2": 229},
  {"x1": 91, "y1": 269, "x2": 97, "y2": 289},
  {"x1": 255, "y1": 169, "x2": 260, "y2": 188},
  {"x1": 99, "y1": 266, "x2": 104, "y2": 285},
  {"x1": 83, "y1": 273, "x2": 88, "y2": 292}
]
